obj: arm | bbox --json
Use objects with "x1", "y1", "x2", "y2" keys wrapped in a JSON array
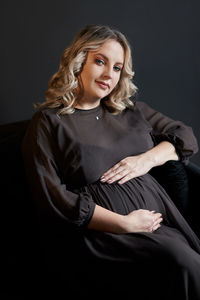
[
  {"x1": 143, "y1": 140, "x2": 178, "y2": 166},
  {"x1": 137, "y1": 101, "x2": 199, "y2": 164},
  {"x1": 22, "y1": 110, "x2": 95, "y2": 227},
  {"x1": 101, "y1": 102, "x2": 198, "y2": 184},
  {"x1": 101, "y1": 141, "x2": 178, "y2": 185},
  {"x1": 88, "y1": 204, "x2": 162, "y2": 234},
  {"x1": 89, "y1": 103, "x2": 197, "y2": 233}
]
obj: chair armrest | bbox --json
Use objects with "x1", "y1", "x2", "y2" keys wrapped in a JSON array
[
  {"x1": 185, "y1": 162, "x2": 200, "y2": 199},
  {"x1": 184, "y1": 162, "x2": 200, "y2": 236},
  {"x1": 185, "y1": 161, "x2": 200, "y2": 179},
  {"x1": 150, "y1": 161, "x2": 189, "y2": 215}
]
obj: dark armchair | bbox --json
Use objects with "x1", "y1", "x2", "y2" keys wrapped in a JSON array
[{"x1": 1, "y1": 119, "x2": 200, "y2": 299}]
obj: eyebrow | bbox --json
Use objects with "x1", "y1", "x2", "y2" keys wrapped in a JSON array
[{"x1": 95, "y1": 53, "x2": 124, "y2": 66}]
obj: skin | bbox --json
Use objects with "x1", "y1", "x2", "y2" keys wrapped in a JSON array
[
  {"x1": 76, "y1": 39, "x2": 124, "y2": 109},
  {"x1": 76, "y1": 39, "x2": 178, "y2": 234}
]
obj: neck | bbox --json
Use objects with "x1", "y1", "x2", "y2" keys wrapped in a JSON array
[{"x1": 74, "y1": 100, "x2": 101, "y2": 110}]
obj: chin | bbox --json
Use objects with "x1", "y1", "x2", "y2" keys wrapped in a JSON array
[{"x1": 95, "y1": 91, "x2": 108, "y2": 99}]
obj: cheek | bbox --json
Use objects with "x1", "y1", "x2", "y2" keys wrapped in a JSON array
[
  {"x1": 112, "y1": 74, "x2": 121, "y2": 88},
  {"x1": 81, "y1": 72, "x2": 93, "y2": 87},
  {"x1": 81, "y1": 64, "x2": 95, "y2": 78},
  {"x1": 85, "y1": 67, "x2": 100, "y2": 83}
]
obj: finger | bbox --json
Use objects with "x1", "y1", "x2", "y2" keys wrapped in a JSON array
[
  {"x1": 153, "y1": 215, "x2": 163, "y2": 222},
  {"x1": 152, "y1": 217, "x2": 163, "y2": 227},
  {"x1": 105, "y1": 169, "x2": 129, "y2": 184},
  {"x1": 118, "y1": 172, "x2": 136, "y2": 184},
  {"x1": 150, "y1": 211, "x2": 162, "y2": 215},
  {"x1": 152, "y1": 224, "x2": 161, "y2": 232},
  {"x1": 151, "y1": 212, "x2": 162, "y2": 218},
  {"x1": 155, "y1": 215, "x2": 163, "y2": 221},
  {"x1": 101, "y1": 163, "x2": 121, "y2": 179},
  {"x1": 101, "y1": 165, "x2": 124, "y2": 182},
  {"x1": 150, "y1": 221, "x2": 162, "y2": 233}
]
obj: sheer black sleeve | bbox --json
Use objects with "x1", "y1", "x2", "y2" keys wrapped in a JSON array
[
  {"x1": 22, "y1": 110, "x2": 95, "y2": 227},
  {"x1": 135, "y1": 101, "x2": 199, "y2": 164}
]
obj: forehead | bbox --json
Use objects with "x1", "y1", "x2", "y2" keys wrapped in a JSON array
[{"x1": 90, "y1": 39, "x2": 124, "y2": 63}]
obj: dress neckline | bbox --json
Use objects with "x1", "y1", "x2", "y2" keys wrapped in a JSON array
[{"x1": 74, "y1": 103, "x2": 103, "y2": 116}]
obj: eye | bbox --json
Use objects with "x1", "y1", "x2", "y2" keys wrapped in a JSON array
[
  {"x1": 95, "y1": 59, "x2": 105, "y2": 65},
  {"x1": 113, "y1": 66, "x2": 121, "y2": 72}
]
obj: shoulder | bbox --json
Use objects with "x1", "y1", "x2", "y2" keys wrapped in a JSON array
[
  {"x1": 31, "y1": 107, "x2": 61, "y2": 126},
  {"x1": 123, "y1": 101, "x2": 151, "y2": 116},
  {"x1": 112, "y1": 101, "x2": 152, "y2": 128},
  {"x1": 25, "y1": 107, "x2": 62, "y2": 139},
  {"x1": 34, "y1": 107, "x2": 60, "y2": 121},
  {"x1": 132, "y1": 101, "x2": 151, "y2": 111},
  {"x1": 127, "y1": 101, "x2": 161, "y2": 120}
]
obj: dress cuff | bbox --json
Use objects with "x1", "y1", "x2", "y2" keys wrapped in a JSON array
[
  {"x1": 152, "y1": 133, "x2": 188, "y2": 164},
  {"x1": 77, "y1": 192, "x2": 96, "y2": 227}
]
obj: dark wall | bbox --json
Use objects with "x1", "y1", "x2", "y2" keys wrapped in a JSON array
[{"x1": 1, "y1": 0, "x2": 200, "y2": 164}]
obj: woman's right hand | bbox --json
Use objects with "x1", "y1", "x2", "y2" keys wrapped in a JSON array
[{"x1": 123, "y1": 209, "x2": 163, "y2": 233}]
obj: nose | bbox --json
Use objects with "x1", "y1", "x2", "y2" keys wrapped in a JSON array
[{"x1": 102, "y1": 65, "x2": 113, "y2": 79}]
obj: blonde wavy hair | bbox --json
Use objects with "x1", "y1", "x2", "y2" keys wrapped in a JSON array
[{"x1": 38, "y1": 24, "x2": 138, "y2": 115}]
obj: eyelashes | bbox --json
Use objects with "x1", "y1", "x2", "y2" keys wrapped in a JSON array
[
  {"x1": 95, "y1": 58, "x2": 122, "y2": 72},
  {"x1": 95, "y1": 58, "x2": 104, "y2": 65}
]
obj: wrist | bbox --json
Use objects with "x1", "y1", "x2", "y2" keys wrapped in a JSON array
[
  {"x1": 88, "y1": 205, "x2": 131, "y2": 234},
  {"x1": 141, "y1": 142, "x2": 179, "y2": 168},
  {"x1": 120, "y1": 215, "x2": 131, "y2": 233},
  {"x1": 139, "y1": 152, "x2": 157, "y2": 169}
]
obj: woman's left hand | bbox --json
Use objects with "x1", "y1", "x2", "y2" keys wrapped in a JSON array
[{"x1": 100, "y1": 154, "x2": 155, "y2": 185}]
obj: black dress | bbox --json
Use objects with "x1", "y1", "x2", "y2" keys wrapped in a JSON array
[{"x1": 22, "y1": 101, "x2": 200, "y2": 299}]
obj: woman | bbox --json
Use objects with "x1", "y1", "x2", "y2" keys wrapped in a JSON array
[{"x1": 22, "y1": 24, "x2": 200, "y2": 299}]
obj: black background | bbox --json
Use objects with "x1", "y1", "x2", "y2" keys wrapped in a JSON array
[{"x1": 1, "y1": 0, "x2": 200, "y2": 164}]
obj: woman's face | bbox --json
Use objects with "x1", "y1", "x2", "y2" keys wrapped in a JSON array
[{"x1": 78, "y1": 39, "x2": 124, "y2": 108}]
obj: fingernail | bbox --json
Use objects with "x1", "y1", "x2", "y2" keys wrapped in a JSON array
[{"x1": 100, "y1": 178, "x2": 106, "y2": 182}]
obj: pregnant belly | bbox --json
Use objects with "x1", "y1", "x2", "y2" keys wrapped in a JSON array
[{"x1": 80, "y1": 174, "x2": 170, "y2": 216}]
